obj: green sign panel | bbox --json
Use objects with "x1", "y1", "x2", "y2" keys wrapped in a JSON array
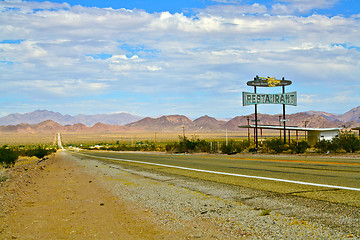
[{"x1": 242, "y1": 91, "x2": 297, "y2": 106}]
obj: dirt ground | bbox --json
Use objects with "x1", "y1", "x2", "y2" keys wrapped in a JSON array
[{"x1": 0, "y1": 153, "x2": 185, "y2": 239}]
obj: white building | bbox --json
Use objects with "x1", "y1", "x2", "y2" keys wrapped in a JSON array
[{"x1": 239, "y1": 125, "x2": 341, "y2": 145}]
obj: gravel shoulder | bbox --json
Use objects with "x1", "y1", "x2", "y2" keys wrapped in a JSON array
[{"x1": 1, "y1": 150, "x2": 359, "y2": 239}]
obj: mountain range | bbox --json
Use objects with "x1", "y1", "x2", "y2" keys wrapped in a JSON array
[
  {"x1": 306, "y1": 106, "x2": 360, "y2": 122},
  {"x1": 0, "y1": 107, "x2": 359, "y2": 133},
  {"x1": 0, "y1": 110, "x2": 142, "y2": 126}
]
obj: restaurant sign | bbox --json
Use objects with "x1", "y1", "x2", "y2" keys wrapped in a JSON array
[{"x1": 242, "y1": 92, "x2": 297, "y2": 106}]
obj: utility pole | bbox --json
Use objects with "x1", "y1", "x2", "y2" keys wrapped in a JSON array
[
  {"x1": 182, "y1": 126, "x2": 185, "y2": 139},
  {"x1": 53, "y1": 133, "x2": 57, "y2": 146},
  {"x1": 154, "y1": 132, "x2": 157, "y2": 147},
  {"x1": 244, "y1": 116, "x2": 251, "y2": 142},
  {"x1": 278, "y1": 115, "x2": 282, "y2": 139},
  {"x1": 302, "y1": 120, "x2": 309, "y2": 141},
  {"x1": 226, "y1": 128, "x2": 228, "y2": 146}
]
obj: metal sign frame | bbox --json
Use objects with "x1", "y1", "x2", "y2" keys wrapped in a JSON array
[{"x1": 243, "y1": 75, "x2": 296, "y2": 148}]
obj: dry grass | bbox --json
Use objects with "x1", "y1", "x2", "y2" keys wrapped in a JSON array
[
  {"x1": 0, "y1": 129, "x2": 306, "y2": 146},
  {"x1": 0, "y1": 133, "x2": 57, "y2": 146},
  {"x1": 60, "y1": 131, "x2": 251, "y2": 146},
  {"x1": 60, "y1": 130, "x2": 305, "y2": 146}
]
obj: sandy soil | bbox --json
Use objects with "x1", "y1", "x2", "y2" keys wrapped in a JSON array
[{"x1": 0, "y1": 153, "x2": 183, "y2": 239}]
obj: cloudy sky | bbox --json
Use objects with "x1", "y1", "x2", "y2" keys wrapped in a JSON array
[{"x1": 0, "y1": 0, "x2": 359, "y2": 118}]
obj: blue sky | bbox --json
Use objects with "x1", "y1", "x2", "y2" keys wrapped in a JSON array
[{"x1": 0, "y1": 0, "x2": 359, "y2": 119}]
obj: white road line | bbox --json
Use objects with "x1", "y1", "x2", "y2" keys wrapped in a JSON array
[{"x1": 71, "y1": 151, "x2": 360, "y2": 192}]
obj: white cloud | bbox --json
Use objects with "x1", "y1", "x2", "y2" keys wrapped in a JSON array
[
  {"x1": 197, "y1": 3, "x2": 268, "y2": 16},
  {"x1": 110, "y1": 55, "x2": 141, "y2": 62},
  {"x1": 146, "y1": 65, "x2": 162, "y2": 71},
  {"x1": 0, "y1": 1, "x2": 358, "y2": 116},
  {"x1": 271, "y1": 0, "x2": 339, "y2": 14},
  {"x1": 201, "y1": 0, "x2": 340, "y2": 16},
  {"x1": 15, "y1": 79, "x2": 109, "y2": 97},
  {"x1": 299, "y1": 94, "x2": 316, "y2": 104},
  {"x1": 211, "y1": 0, "x2": 243, "y2": 3},
  {"x1": 107, "y1": 54, "x2": 161, "y2": 73}
]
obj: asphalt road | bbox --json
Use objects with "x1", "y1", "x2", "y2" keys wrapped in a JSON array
[
  {"x1": 67, "y1": 150, "x2": 360, "y2": 206},
  {"x1": 70, "y1": 151, "x2": 359, "y2": 187}
]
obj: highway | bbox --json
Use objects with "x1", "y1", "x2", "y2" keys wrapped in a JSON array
[
  {"x1": 57, "y1": 133, "x2": 64, "y2": 150},
  {"x1": 66, "y1": 150, "x2": 360, "y2": 206},
  {"x1": 57, "y1": 133, "x2": 360, "y2": 205}
]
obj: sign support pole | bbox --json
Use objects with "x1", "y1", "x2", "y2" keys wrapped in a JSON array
[
  {"x1": 254, "y1": 86, "x2": 258, "y2": 149},
  {"x1": 243, "y1": 76, "x2": 296, "y2": 148},
  {"x1": 282, "y1": 84, "x2": 286, "y2": 144}
]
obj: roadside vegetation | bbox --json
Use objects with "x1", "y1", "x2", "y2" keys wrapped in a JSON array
[
  {"x1": 0, "y1": 146, "x2": 19, "y2": 168},
  {"x1": 315, "y1": 130, "x2": 360, "y2": 153},
  {"x1": 72, "y1": 130, "x2": 360, "y2": 155},
  {"x1": 0, "y1": 145, "x2": 57, "y2": 168}
]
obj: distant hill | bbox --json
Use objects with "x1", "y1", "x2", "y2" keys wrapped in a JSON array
[
  {"x1": 125, "y1": 109, "x2": 359, "y2": 132},
  {"x1": 222, "y1": 112, "x2": 346, "y2": 131},
  {"x1": 0, "y1": 110, "x2": 143, "y2": 126},
  {"x1": 305, "y1": 106, "x2": 360, "y2": 123},
  {"x1": 0, "y1": 120, "x2": 128, "y2": 133},
  {"x1": 126, "y1": 115, "x2": 228, "y2": 132},
  {"x1": 194, "y1": 115, "x2": 226, "y2": 131},
  {"x1": 126, "y1": 115, "x2": 195, "y2": 131},
  {"x1": 0, "y1": 107, "x2": 359, "y2": 133}
]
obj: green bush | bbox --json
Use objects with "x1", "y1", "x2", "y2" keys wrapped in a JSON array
[
  {"x1": 179, "y1": 136, "x2": 193, "y2": 153},
  {"x1": 24, "y1": 146, "x2": 55, "y2": 159},
  {"x1": 90, "y1": 141, "x2": 159, "y2": 152},
  {"x1": 164, "y1": 136, "x2": 215, "y2": 154},
  {"x1": 314, "y1": 130, "x2": 360, "y2": 153},
  {"x1": 165, "y1": 142, "x2": 179, "y2": 153},
  {"x1": 220, "y1": 140, "x2": 250, "y2": 154},
  {"x1": 264, "y1": 138, "x2": 288, "y2": 153},
  {"x1": 220, "y1": 141, "x2": 235, "y2": 154},
  {"x1": 165, "y1": 138, "x2": 250, "y2": 155},
  {"x1": 33, "y1": 146, "x2": 48, "y2": 159},
  {"x1": 314, "y1": 139, "x2": 337, "y2": 153},
  {"x1": 0, "y1": 146, "x2": 19, "y2": 168},
  {"x1": 194, "y1": 139, "x2": 211, "y2": 153},
  {"x1": 337, "y1": 130, "x2": 360, "y2": 153},
  {"x1": 289, "y1": 140, "x2": 309, "y2": 154}
]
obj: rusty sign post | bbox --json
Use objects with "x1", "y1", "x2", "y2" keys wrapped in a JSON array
[{"x1": 243, "y1": 76, "x2": 296, "y2": 148}]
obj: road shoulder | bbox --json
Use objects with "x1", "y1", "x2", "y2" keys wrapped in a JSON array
[{"x1": 0, "y1": 152, "x2": 180, "y2": 239}]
